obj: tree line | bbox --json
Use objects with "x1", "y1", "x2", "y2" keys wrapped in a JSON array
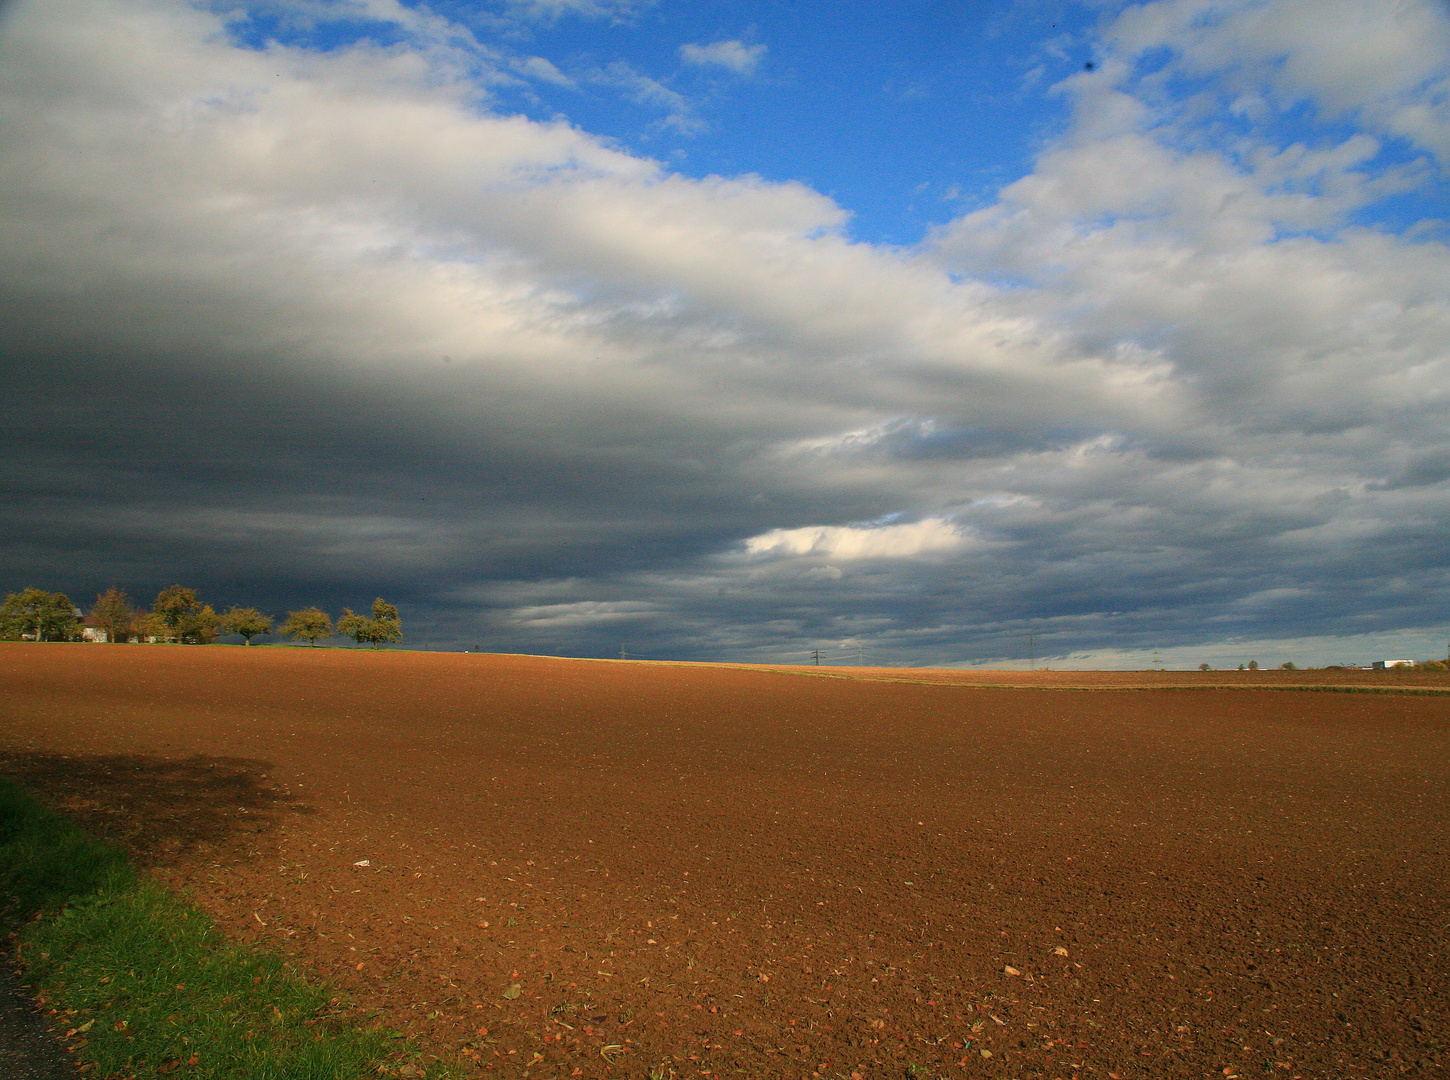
[{"x1": 0, "y1": 587, "x2": 404, "y2": 649}]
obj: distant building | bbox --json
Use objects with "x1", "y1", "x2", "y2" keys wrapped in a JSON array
[{"x1": 1372, "y1": 659, "x2": 1413, "y2": 670}]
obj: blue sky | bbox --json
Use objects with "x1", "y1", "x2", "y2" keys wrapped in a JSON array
[
  {"x1": 214, "y1": 0, "x2": 1445, "y2": 246},
  {"x1": 2, "y1": 0, "x2": 1449, "y2": 667},
  {"x1": 472, "y1": 0, "x2": 1093, "y2": 246},
  {"x1": 220, "y1": 0, "x2": 1101, "y2": 246}
]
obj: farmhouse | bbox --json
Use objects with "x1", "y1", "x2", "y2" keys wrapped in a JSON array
[{"x1": 78, "y1": 609, "x2": 109, "y2": 642}]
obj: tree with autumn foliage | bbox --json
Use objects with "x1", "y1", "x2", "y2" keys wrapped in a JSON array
[
  {"x1": 89, "y1": 588, "x2": 134, "y2": 643},
  {"x1": 221, "y1": 606, "x2": 272, "y2": 645},
  {"x1": 0, "y1": 588, "x2": 80, "y2": 642},
  {"x1": 281, "y1": 607, "x2": 333, "y2": 646},
  {"x1": 151, "y1": 585, "x2": 219, "y2": 644},
  {"x1": 130, "y1": 610, "x2": 169, "y2": 642},
  {"x1": 337, "y1": 598, "x2": 403, "y2": 649}
]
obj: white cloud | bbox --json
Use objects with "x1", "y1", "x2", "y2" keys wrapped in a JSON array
[
  {"x1": 742, "y1": 518, "x2": 968, "y2": 560},
  {"x1": 1110, "y1": 0, "x2": 1450, "y2": 166},
  {"x1": 517, "y1": 55, "x2": 574, "y2": 87},
  {"x1": 804, "y1": 565, "x2": 843, "y2": 580},
  {"x1": 929, "y1": 0, "x2": 1450, "y2": 452},
  {"x1": 587, "y1": 60, "x2": 701, "y2": 131},
  {"x1": 502, "y1": 0, "x2": 649, "y2": 23},
  {"x1": 679, "y1": 40, "x2": 766, "y2": 76},
  {"x1": 508, "y1": 600, "x2": 658, "y2": 627}
]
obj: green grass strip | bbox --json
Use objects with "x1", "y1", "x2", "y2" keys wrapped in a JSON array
[{"x1": 0, "y1": 776, "x2": 452, "y2": 1080}]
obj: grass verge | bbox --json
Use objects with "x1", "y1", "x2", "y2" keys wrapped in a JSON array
[{"x1": 0, "y1": 775, "x2": 452, "y2": 1079}]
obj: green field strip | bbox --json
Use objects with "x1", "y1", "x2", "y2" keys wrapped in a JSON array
[
  {"x1": 0, "y1": 776, "x2": 457, "y2": 1080},
  {"x1": 747, "y1": 667, "x2": 1450, "y2": 696}
]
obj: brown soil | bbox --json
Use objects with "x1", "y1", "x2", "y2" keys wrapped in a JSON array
[{"x1": 1, "y1": 644, "x2": 1447, "y2": 1080}]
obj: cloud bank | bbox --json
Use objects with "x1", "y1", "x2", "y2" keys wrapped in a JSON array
[{"x1": 1, "y1": 0, "x2": 1447, "y2": 667}]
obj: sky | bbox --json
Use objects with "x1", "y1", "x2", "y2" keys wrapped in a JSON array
[{"x1": 2, "y1": 0, "x2": 1448, "y2": 668}]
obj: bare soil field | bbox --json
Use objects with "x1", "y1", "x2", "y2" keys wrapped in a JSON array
[{"x1": 1, "y1": 644, "x2": 1447, "y2": 1080}]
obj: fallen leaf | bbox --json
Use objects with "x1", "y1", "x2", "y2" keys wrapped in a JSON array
[{"x1": 503, "y1": 984, "x2": 522, "y2": 1000}]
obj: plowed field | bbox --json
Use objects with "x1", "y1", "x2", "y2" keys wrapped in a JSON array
[{"x1": 2, "y1": 644, "x2": 1447, "y2": 1079}]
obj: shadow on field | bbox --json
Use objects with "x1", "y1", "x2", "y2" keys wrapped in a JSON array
[{"x1": 0, "y1": 753, "x2": 314, "y2": 867}]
